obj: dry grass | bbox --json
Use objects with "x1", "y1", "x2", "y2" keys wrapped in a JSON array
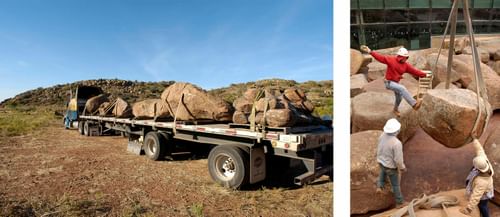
[{"x1": 0, "y1": 106, "x2": 59, "y2": 137}]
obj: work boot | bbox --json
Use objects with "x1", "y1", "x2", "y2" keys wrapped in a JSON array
[
  {"x1": 395, "y1": 202, "x2": 408, "y2": 209},
  {"x1": 412, "y1": 99, "x2": 422, "y2": 110},
  {"x1": 393, "y1": 109, "x2": 401, "y2": 117}
]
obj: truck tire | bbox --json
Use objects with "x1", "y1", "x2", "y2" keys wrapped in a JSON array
[
  {"x1": 78, "y1": 121, "x2": 84, "y2": 135},
  {"x1": 144, "y1": 131, "x2": 167, "y2": 161},
  {"x1": 84, "y1": 121, "x2": 90, "y2": 136},
  {"x1": 208, "y1": 145, "x2": 249, "y2": 189}
]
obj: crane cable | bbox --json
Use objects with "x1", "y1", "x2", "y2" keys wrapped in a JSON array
[{"x1": 430, "y1": 0, "x2": 490, "y2": 142}]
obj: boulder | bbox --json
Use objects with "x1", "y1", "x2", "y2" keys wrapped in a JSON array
[
  {"x1": 283, "y1": 87, "x2": 306, "y2": 102},
  {"x1": 351, "y1": 74, "x2": 368, "y2": 97},
  {"x1": 407, "y1": 48, "x2": 435, "y2": 70},
  {"x1": 113, "y1": 97, "x2": 133, "y2": 118},
  {"x1": 160, "y1": 82, "x2": 233, "y2": 121},
  {"x1": 426, "y1": 54, "x2": 465, "y2": 87},
  {"x1": 233, "y1": 98, "x2": 253, "y2": 114},
  {"x1": 366, "y1": 61, "x2": 387, "y2": 81},
  {"x1": 264, "y1": 109, "x2": 296, "y2": 127},
  {"x1": 371, "y1": 189, "x2": 479, "y2": 217},
  {"x1": 351, "y1": 130, "x2": 394, "y2": 214},
  {"x1": 418, "y1": 89, "x2": 492, "y2": 148},
  {"x1": 132, "y1": 99, "x2": 171, "y2": 119},
  {"x1": 84, "y1": 94, "x2": 109, "y2": 115},
  {"x1": 351, "y1": 49, "x2": 364, "y2": 75},
  {"x1": 232, "y1": 111, "x2": 249, "y2": 124},
  {"x1": 351, "y1": 92, "x2": 418, "y2": 143},
  {"x1": 255, "y1": 96, "x2": 283, "y2": 112},
  {"x1": 483, "y1": 113, "x2": 500, "y2": 201},
  {"x1": 98, "y1": 102, "x2": 113, "y2": 116},
  {"x1": 362, "y1": 76, "x2": 418, "y2": 97},
  {"x1": 244, "y1": 88, "x2": 259, "y2": 101},
  {"x1": 463, "y1": 46, "x2": 490, "y2": 63},
  {"x1": 434, "y1": 82, "x2": 459, "y2": 89},
  {"x1": 291, "y1": 100, "x2": 315, "y2": 114},
  {"x1": 400, "y1": 128, "x2": 475, "y2": 200},
  {"x1": 489, "y1": 60, "x2": 500, "y2": 76}
]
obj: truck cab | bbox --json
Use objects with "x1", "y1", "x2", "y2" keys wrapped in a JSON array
[{"x1": 64, "y1": 85, "x2": 103, "y2": 129}]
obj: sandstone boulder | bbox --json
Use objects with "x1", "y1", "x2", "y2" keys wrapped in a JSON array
[
  {"x1": 243, "y1": 88, "x2": 259, "y2": 101},
  {"x1": 233, "y1": 98, "x2": 253, "y2": 114},
  {"x1": 283, "y1": 87, "x2": 306, "y2": 102},
  {"x1": 484, "y1": 114, "x2": 500, "y2": 200},
  {"x1": 351, "y1": 49, "x2": 364, "y2": 75},
  {"x1": 132, "y1": 99, "x2": 171, "y2": 119},
  {"x1": 366, "y1": 61, "x2": 386, "y2": 81},
  {"x1": 351, "y1": 130, "x2": 394, "y2": 214},
  {"x1": 350, "y1": 74, "x2": 368, "y2": 97},
  {"x1": 351, "y1": 92, "x2": 418, "y2": 143},
  {"x1": 84, "y1": 94, "x2": 109, "y2": 115},
  {"x1": 489, "y1": 60, "x2": 500, "y2": 76},
  {"x1": 426, "y1": 54, "x2": 465, "y2": 87},
  {"x1": 113, "y1": 97, "x2": 133, "y2": 118},
  {"x1": 98, "y1": 102, "x2": 113, "y2": 116},
  {"x1": 264, "y1": 109, "x2": 296, "y2": 127},
  {"x1": 463, "y1": 46, "x2": 490, "y2": 63},
  {"x1": 418, "y1": 89, "x2": 491, "y2": 148},
  {"x1": 434, "y1": 82, "x2": 459, "y2": 89},
  {"x1": 232, "y1": 111, "x2": 249, "y2": 124},
  {"x1": 160, "y1": 82, "x2": 233, "y2": 121}
]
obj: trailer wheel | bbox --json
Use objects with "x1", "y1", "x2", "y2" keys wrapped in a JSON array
[
  {"x1": 208, "y1": 145, "x2": 249, "y2": 189},
  {"x1": 78, "y1": 121, "x2": 84, "y2": 135},
  {"x1": 84, "y1": 121, "x2": 90, "y2": 136},
  {"x1": 144, "y1": 132, "x2": 167, "y2": 161}
]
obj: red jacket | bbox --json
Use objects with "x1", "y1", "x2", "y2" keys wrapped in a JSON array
[{"x1": 370, "y1": 51, "x2": 426, "y2": 82}]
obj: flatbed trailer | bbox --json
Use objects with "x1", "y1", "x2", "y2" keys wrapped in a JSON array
[{"x1": 77, "y1": 115, "x2": 333, "y2": 189}]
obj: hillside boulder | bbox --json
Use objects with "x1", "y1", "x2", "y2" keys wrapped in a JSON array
[
  {"x1": 351, "y1": 92, "x2": 418, "y2": 143},
  {"x1": 160, "y1": 82, "x2": 233, "y2": 121},
  {"x1": 132, "y1": 99, "x2": 171, "y2": 119},
  {"x1": 84, "y1": 94, "x2": 109, "y2": 115},
  {"x1": 418, "y1": 89, "x2": 491, "y2": 148},
  {"x1": 350, "y1": 74, "x2": 368, "y2": 97},
  {"x1": 351, "y1": 130, "x2": 394, "y2": 214}
]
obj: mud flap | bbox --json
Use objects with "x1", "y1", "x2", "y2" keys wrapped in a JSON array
[
  {"x1": 249, "y1": 146, "x2": 266, "y2": 184},
  {"x1": 127, "y1": 140, "x2": 143, "y2": 155}
]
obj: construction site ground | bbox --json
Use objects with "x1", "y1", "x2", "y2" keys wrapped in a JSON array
[{"x1": 0, "y1": 120, "x2": 333, "y2": 216}]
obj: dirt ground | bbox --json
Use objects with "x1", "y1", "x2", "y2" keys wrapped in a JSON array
[{"x1": 0, "y1": 121, "x2": 333, "y2": 216}]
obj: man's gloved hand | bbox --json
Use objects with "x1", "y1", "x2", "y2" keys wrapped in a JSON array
[
  {"x1": 424, "y1": 70, "x2": 433, "y2": 78},
  {"x1": 399, "y1": 168, "x2": 407, "y2": 173},
  {"x1": 360, "y1": 45, "x2": 371, "y2": 53},
  {"x1": 459, "y1": 207, "x2": 472, "y2": 216}
]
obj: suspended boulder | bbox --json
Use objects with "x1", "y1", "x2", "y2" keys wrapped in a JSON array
[
  {"x1": 132, "y1": 99, "x2": 171, "y2": 119},
  {"x1": 418, "y1": 89, "x2": 492, "y2": 148},
  {"x1": 351, "y1": 130, "x2": 394, "y2": 214},
  {"x1": 84, "y1": 94, "x2": 109, "y2": 115},
  {"x1": 160, "y1": 82, "x2": 233, "y2": 122},
  {"x1": 113, "y1": 97, "x2": 133, "y2": 118}
]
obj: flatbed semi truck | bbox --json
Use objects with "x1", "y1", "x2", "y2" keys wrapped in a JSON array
[{"x1": 76, "y1": 114, "x2": 333, "y2": 189}]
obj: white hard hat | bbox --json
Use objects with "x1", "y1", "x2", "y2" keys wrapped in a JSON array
[
  {"x1": 396, "y1": 47, "x2": 409, "y2": 57},
  {"x1": 473, "y1": 156, "x2": 490, "y2": 173},
  {"x1": 383, "y1": 118, "x2": 401, "y2": 134}
]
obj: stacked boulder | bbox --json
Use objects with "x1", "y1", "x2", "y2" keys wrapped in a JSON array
[
  {"x1": 232, "y1": 87, "x2": 320, "y2": 127},
  {"x1": 84, "y1": 94, "x2": 110, "y2": 115}
]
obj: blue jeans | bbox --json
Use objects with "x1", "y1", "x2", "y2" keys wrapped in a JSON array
[
  {"x1": 384, "y1": 80, "x2": 416, "y2": 110},
  {"x1": 377, "y1": 163, "x2": 404, "y2": 204},
  {"x1": 479, "y1": 199, "x2": 489, "y2": 217}
]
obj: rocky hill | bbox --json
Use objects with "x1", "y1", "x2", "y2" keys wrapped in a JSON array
[{"x1": 1, "y1": 78, "x2": 333, "y2": 116}]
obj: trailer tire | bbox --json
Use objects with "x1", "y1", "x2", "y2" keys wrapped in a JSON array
[
  {"x1": 208, "y1": 145, "x2": 249, "y2": 189},
  {"x1": 78, "y1": 121, "x2": 84, "y2": 135},
  {"x1": 144, "y1": 132, "x2": 167, "y2": 161},
  {"x1": 84, "y1": 121, "x2": 90, "y2": 136}
]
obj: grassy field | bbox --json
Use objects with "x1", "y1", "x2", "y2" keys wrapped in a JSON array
[{"x1": 0, "y1": 106, "x2": 60, "y2": 137}]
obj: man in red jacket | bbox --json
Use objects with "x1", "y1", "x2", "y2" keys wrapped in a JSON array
[{"x1": 360, "y1": 46, "x2": 428, "y2": 117}]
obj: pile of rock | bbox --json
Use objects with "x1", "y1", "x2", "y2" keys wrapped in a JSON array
[{"x1": 232, "y1": 87, "x2": 320, "y2": 127}]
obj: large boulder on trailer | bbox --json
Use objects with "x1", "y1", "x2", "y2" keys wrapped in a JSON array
[
  {"x1": 113, "y1": 97, "x2": 133, "y2": 118},
  {"x1": 232, "y1": 111, "x2": 249, "y2": 124},
  {"x1": 98, "y1": 102, "x2": 113, "y2": 116},
  {"x1": 418, "y1": 89, "x2": 492, "y2": 148},
  {"x1": 132, "y1": 99, "x2": 171, "y2": 119},
  {"x1": 233, "y1": 98, "x2": 253, "y2": 114},
  {"x1": 351, "y1": 130, "x2": 394, "y2": 214},
  {"x1": 84, "y1": 94, "x2": 109, "y2": 115},
  {"x1": 160, "y1": 82, "x2": 233, "y2": 122},
  {"x1": 351, "y1": 91, "x2": 418, "y2": 143},
  {"x1": 371, "y1": 189, "x2": 480, "y2": 217}
]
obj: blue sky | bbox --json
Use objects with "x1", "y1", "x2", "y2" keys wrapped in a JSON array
[{"x1": 0, "y1": 0, "x2": 332, "y2": 102}]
